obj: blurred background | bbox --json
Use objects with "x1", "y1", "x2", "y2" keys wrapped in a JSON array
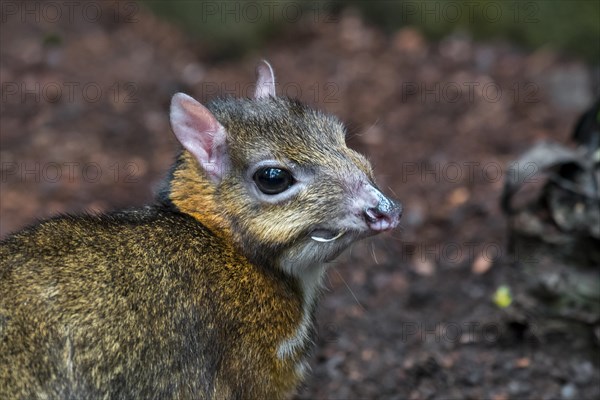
[{"x1": 1, "y1": 1, "x2": 598, "y2": 398}]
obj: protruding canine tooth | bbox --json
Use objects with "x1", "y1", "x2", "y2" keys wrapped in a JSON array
[{"x1": 311, "y1": 231, "x2": 345, "y2": 243}]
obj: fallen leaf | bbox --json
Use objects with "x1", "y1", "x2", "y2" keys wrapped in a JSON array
[
  {"x1": 412, "y1": 257, "x2": 435, "y2": 277},
  {"x1": 493, "y1": 285, "x2": 513, "y2": 308},
  {"x1": 516, "y1": 357, "x2": 531, "y2": 368},
  {"x1": 472, "y1": 254, "x2": 492, "y2": 274}
]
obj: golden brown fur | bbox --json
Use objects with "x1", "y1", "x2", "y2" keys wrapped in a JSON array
[{"x1": 0, "y1": 63, "x2": 401, "y2": 399}]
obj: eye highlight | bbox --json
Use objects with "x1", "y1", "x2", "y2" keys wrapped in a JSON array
[{"x1": 253, "y1": 167, "x2": 294, "y2": 195}]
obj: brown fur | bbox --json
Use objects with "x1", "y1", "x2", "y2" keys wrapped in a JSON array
[
  {"x1": 1, "y1": 79, "x2": 398, "y2": 398},
  {"x1": 1, "y1": 207, "x2": 306, "y2": 399}
]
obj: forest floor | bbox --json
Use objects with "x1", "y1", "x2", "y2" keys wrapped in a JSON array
[{"x1": 1, "y1": 4, "x2": 598, "y2": 399}]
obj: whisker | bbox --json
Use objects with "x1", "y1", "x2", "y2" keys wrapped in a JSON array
[
  {"x1": 370, "y1": 241, "x2": 379, "y2": 265},
  {"x1": 331, "y1": 266, "x2": 365, "y2": 311},
  {"x1": 324, "y1": 272, "x2": 334, "y2": 291},
  {"x1": 389, "y1": 233, "x2": 405, "y2": 241},
  {"x1": 353, "y1": 118, "x2": 381, "y2": 137},
  {"x1": 349, "y1": 240, "x2": 357, "y2": 260}
]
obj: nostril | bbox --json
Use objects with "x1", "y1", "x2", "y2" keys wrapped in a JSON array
[
  {"x1": 365, "y1": 207, "x2": 385, "y2": 223},
  {"x1": 364, "y1": 199, "x2": 402, "y2": 232}
]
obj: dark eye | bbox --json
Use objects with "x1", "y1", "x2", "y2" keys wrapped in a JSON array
[{"x1": 253, "y1": 167, "x2": 294, "y2": 195}]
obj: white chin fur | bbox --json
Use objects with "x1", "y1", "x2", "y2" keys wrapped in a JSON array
[{"x1": 310, "y1": 231, "x2": 345, "y2": 243}]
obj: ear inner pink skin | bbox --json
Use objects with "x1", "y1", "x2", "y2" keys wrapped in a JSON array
[
  {"x1": 170, "y1": 60, "x2": 278, "y2": 183},
  {"x1": 254, "y1": 60, "x2": 276, "y2": 99},
  {"x1": 170, "y1": 93, "x2": 228, "y2": 183}
]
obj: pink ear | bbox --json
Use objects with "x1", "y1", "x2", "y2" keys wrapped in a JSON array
[
  {"x1": 170, "y1": 93, "x2": 228, "y2": 182},
  {"x1": 254, "y1": 60, "x2": 276, "y2": 99}
]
